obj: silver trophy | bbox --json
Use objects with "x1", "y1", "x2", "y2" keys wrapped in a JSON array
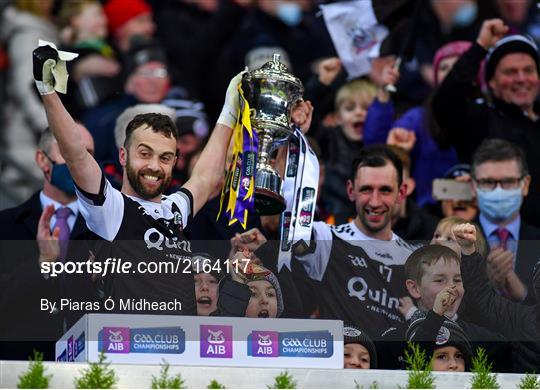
[{"x1": 242, "y1": 53, "x2": 304, "y2": 215}]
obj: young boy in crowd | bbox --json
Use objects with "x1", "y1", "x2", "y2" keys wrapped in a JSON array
[
  {"x1": 401, "y1": 223, "x2": 540, "y2": 372},
  {"x1": 315, "y1": 79, "x2": 377, "y2": 222},
  {"x1": 343, "y1": 324, "x2": 377, "y2": 369},
  {"x1": 401, "y1": 243, "x2": 509, "y2": 371},
  {"x1": 192, "y1": 253, "x2": 222, "y2": 316}
]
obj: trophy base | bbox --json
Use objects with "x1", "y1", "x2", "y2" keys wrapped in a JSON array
[{"x1": 254, "y1": 188, "x2": 286, "y2": 215}]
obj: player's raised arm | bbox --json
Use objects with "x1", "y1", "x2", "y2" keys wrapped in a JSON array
[
  {"x1": 33, "y1": 44, "x2": 102, "y2": 195},
  {"x1": 183, "y1": 71, "x2": 243, "y2": 215}
]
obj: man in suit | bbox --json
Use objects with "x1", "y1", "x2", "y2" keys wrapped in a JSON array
[
  {"x1": 471, "y1": 138, "x2": 540, "y2": 305},
  {"x1": 0, "y1": 125, "x2": 96, "y2": 360}
]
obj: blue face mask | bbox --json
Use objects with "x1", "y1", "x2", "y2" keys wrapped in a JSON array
[
  {"x1": 452, "y1": 2, "x2": 478, "y2": 28},
  {"x1": 44, "y1": 153, "x2": 76, "y2": 195},
  {"x1": 276, "y1": 2, "x2": 303, "y2": 27},
  {"x1": 477, "y1": 186, "x2": 523, "y2": 222}
]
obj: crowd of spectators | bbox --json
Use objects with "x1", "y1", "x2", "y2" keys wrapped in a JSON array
[{"x1": 0, "y1": 0, "x2": 540, "y2": 374}]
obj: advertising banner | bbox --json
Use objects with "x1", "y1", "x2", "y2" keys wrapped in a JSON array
[{"x1": 56, "y1": 314, "x2": 343, "y2": 369}]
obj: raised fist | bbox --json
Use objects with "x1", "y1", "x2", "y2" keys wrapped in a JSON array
[
  {"x1": 433, "y1": 285, "x2": 458, "y2": 316},
  {"x1": 33, "y1": 45, "x2": 59, "y2": 95},
  {"x1": 317, "y1": 57, "x2": 342, "y2": 86},
  {"x1": 451, "y1": 223, "x2": 476, "y2": 254},
  {"x1": 387, "y1": 128, "x2": 416, "y2": 152},
  {"x1": 476, "y1": 19, "x2": 509, "y2": 50}
]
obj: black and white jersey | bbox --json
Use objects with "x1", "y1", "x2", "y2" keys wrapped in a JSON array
[
  {"x1": 296, "y1": 221, "x2": 419, "y2": 338},
  {"x1": 76, "y1": 175, "x2": 196, "y2": 315}
]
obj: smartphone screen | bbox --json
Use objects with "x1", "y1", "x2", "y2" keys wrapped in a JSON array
[{"x1": 432, "y1": 179, "x2": 473, "y2": 201}]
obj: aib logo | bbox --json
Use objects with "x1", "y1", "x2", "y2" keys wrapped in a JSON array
[
  {"x1": 200, "y1": 325, "x2": 232, "y2": 358},
  {"x1": 251, "y1": 331, "x2": 279, "y2": 357},
  {"x1": 103, "y1": 327, "x2": 130, "y2": 354}
]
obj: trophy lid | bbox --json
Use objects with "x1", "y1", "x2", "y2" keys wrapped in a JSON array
[{"x1": 251, "y1": 53, "x2": 304, "y2": 91}]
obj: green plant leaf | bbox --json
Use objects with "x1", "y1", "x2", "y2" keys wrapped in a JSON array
[
  {"x1": 151, "y1": 360, "x2": 186, "y2": 389},
  {"x1": 74, "y1": 352, "x2": 118, "y2": 389},
  {"x1": 403, "y1": 342, "x2": 435, "y2": 389},
  {"x1": 17, "y1": 350, "x2": 51, "y2": 389},
  {"x1": 517, "y1": 373, "x2": 540, "y2": 389},
  {"x1": 470, "y1": 348, "x2": 499, "y2": 389},
  {"x1": 267, "y1": 371, "x2": 297, "y2": 389},
  {"x1": 207, "y1": 379, "x2": 226, "y2": 389}
]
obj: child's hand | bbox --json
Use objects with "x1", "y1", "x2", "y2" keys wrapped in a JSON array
[
  {"x1": 433, "y1": 285, "x2": 458, "y2": 316},
  {"x1": 398, "y1": 296, "x2": 415, "y2": 318},
  {"x1": 452, "y1": 223, "x2": 476, "y2": 255},
  {"x1": 230, "y1": 228, "x2": 267, "y2": 253},
  {"x1": 386, "y1": 128, "x2": 416, "y2": 151}
]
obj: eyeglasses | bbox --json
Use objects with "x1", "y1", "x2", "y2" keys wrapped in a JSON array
[{"x1": 474, "y1": 177, "x2": 524, "y2": 190}]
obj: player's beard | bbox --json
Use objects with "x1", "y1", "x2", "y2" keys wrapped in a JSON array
[{"x1": 126, "y1": 155, "x2": 171, "y2": 200}]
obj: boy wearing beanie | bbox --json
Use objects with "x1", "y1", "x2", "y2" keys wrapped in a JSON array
[
  {"x1": 407, "y1": 314, "x2": 472, "y2": 372},
  {"x1": 343, "y1": 324, "x2": 377, "y2": 369}
]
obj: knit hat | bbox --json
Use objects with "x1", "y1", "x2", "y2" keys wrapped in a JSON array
[
  {"x1": 162, "y1": 90, "x2": 210, "y2": 139},
  {"x1": 433, "y1": 41, "x2": 472, "y2": 85},
  {"x1": 485, "y1": 35, "x2": 539, "y2": 83},
  {"x1": 104, "y1": 0, "x2": 152, "y2": 37},
  {"x1": 123, "y1": 38, "x2": 167, "y2": 76},
  {"x1": 191, "y1": 253, "x2": 226, "y2": 282},
  {"x1": 243, "y1": 264, "x2": 284, "y2": 317},
  {"x1": 343, "y1": 324, "x2": 378, "y2": 368},
  {"x1": 406, "y1": 314, "x2": 473, "y2": 370},
  {"x1": 443, "y1": 163, "x2": 471, "y2": 179}
]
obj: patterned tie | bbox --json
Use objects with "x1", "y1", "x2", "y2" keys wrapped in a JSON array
[
  {"x1": 53, "y1": 207, "x2": 72, "y2": 262},
  {"x1": 496, "y1": 227, "x2": 510, "y2": 250}
]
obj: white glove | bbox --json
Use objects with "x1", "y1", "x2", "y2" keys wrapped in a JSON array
[{"x1": 217, "y1": 69, "x2": 247, "y2": 128}]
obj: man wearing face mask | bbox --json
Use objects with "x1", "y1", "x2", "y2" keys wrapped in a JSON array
[
  {"x1": 472, "y1": 139, "x2": 540, "y2": 305},
  {"x1": 0, "y1": 126, "x2": 98, "y2": 361}
]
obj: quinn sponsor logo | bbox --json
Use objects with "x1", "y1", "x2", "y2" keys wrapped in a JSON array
[
  {"x1": 247, "y1": 330, "x2": 333, "y2": 358},
  {"x1": 200, "y1": 325, "x2": 233, "y2": 358}
]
